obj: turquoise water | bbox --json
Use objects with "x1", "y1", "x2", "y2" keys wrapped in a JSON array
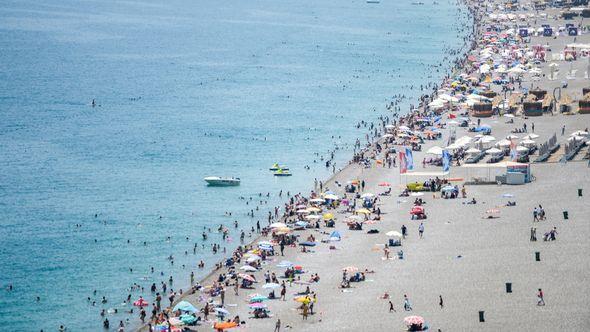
[{"x1": 0, "y1": 0, "x2": 471, "y2": 330}]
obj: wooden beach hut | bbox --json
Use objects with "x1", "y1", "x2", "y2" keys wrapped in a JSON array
[
  {"x1": 472, "y1": 102, "x2": 494, "y2": 118},
  {"x1": 523, "y1": 101, "x2": 543, "y2": 116}
]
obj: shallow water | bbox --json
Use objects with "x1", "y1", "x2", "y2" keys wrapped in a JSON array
[{"x1": 0, "y1": 0, "x2": 470, "y2": 330}]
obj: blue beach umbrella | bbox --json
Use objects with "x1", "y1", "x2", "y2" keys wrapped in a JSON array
[{"x1": 173, "y1": 301, "x2": 198, "y2": 313}]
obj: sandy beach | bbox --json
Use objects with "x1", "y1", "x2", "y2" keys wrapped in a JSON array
[{"x1": 136, "y1": 0, "x2": 590, "y2": 331}]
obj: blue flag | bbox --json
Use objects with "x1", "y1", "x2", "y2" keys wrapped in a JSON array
[
  {"x1": 442, "y1": 150, "x2": 451, "y2": 172},
  {"x1": 405, "y1": 148, "x2": 414, "y2": 171}
]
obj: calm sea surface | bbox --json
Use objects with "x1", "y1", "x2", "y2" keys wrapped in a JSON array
[{"x1": 0, "y1": 0, "x2": 471, "y2": 330}]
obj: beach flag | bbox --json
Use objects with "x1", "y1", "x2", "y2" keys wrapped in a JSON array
[
  {"x1": 405, "y1": 148, "x2": 414, "y2": 171},
  {"x1": 399, "y1": 151, "x2": 407, "y2": 174},
  {"x1": 442, "y1": 150, "x2": 451, "y2": 172}
]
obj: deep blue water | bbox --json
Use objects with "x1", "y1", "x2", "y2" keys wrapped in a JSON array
[{"x1": 0, "y1": 0, "x2": 471, "y2": 330}]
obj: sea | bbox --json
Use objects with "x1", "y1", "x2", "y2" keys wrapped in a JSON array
[{"x1": 0, "y1": 0, "x2": 472, "y2": 330}]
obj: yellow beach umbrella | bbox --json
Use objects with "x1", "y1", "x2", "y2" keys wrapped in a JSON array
[
  {"x1": 306, "y1": 207, "x2": 322, "y2": 213},
  {"x1": 355, "y1": 208, "x2": 371, "y2": 215},
  {"x1": 323, "y1": 213, "x2": 334, "y2": 220}
]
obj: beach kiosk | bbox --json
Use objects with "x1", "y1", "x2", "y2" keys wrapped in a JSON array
[
  {"x1": 523, "y1": 101, "x2": 543, "y2": 116},
  {"x1": 472, "y1": 102, "x2": 494, "y2": 118}
]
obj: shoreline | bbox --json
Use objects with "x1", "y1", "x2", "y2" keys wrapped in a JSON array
[{"x1": 136, "y1": 0, "x2": 479, "y2": 331}]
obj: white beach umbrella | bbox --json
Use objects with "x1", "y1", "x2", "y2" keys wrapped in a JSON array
[
  {"x1": 521, "y1": 139, "x2": 536, "y2": 146},
  {"x1": 398, "y1": 125, "x2": 411, "y2": 132},
  {"x1": 516, "y1": 146, "x2": 529, "y2": 152},
  {"x1": 426, "y1": 146, "x2": 444, "y2": 156},
  {"x1": 486, "y1": 147, "x2": 503, "y2": 155},
  {"x1": 523, "y1": 133, "x2": 540, "y2": 139},
  {"x1": 270, "y1": 222, "x2": 287, "y2": 228},
  {"x1": 240, "y1": 265, "x2": 257, "y2": 272},
  {"x1": 570, "y1": 130, "x2": 589, "y2": 137},
  {"x1": 496, "y1": 139, "x2": 511, "y2": 147},
  {"x1": 386, "y1": 231, "x2": 403, "y2": 238},
  {"x1": 481, "y1": 136, "x2": 496, "y2": 143},
  {"x1": 506, "y1": 134, "x2": 519, "y2": 140},
  {"x1": 503, "y1": 114, "x2": 515, "y2": 118},
  {"x1": 466, "y1": 147, "x2": 481, "y2": 154},
  {"x1": 361, "y1": 193, "x2": 375, "y2": 199}
]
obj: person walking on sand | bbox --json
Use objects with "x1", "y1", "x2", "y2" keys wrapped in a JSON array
[
  {"x1": 530, "y1": 227, "x2": 537, "y2": 241},
  {"x1": 401, "y1": 224, "x2": 407, "y2": 238},
  {"x1": 403, "y1": 294, "x2": 412, "y2": 311},
  {"x1": 439, "y1": 295, "x2": 444, "y2": 308},
  {"x1": 302, "y1": 303, "x2": 309, "y2": 320},
  {"x1": 537, "y1": 289, "x2": 545, "y2": 306},
  {"x1": 533, "y1": 207, "x2": 539, "y2": 222},
  {"x1": 418, "y1": 223, "x2": 424, "y2": 239},
  {"x1": 274, "y1": 319, "x2": 281, "y2": 332},
  {"x1": 389, "y1": 300, "x2": 397, "y2": 312},
  {"x1": 280, "y1": 283, "x2": 286, "y2": 301}
]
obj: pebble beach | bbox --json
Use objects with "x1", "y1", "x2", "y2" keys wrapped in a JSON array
[{"x1": 134, "y1": 0, "x2": 590, "y2": 331}]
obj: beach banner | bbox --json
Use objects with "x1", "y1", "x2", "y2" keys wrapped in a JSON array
[
  {"x1": 399, "y1": 151, "x2": 407, "y2": 174},
  {"x1": 405, "y1": 148, "x2": 414, "y2": 171},
  {"x1": 442, "y1": 150, "x2": 451, "y2": 172}
]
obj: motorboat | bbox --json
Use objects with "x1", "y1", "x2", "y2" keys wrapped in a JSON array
[
  {"x1": 269, "y1": 163, "x2": 289, "y2": 171},
  {"x1": 273, "y1": 169, "x2": 292, "y2": 177},
  {"x1": 204, "y1": 176, "x2": 240, "y2": 186}
]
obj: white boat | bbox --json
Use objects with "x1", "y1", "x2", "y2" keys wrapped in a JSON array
[
  {"x1": 204, "y1": 176, "x2": 240, "y2": 186},
  {"x1": 366, "y1": 0, "x2": 380, "y2": 3}
]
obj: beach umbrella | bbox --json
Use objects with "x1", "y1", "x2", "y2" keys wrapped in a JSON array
[
  {"x1": 249, "y1": 295, "x2": 268, "y2": 303},
  {"x1": 238, "y1": 274, "x2": 256, "y2": 282},
  {"x1": 360, "y1": 193, "x2": 375, "y2": 199},
  {"x1": 246, "y1": 255, "x2": 261, "y2": 263},
  {"x1": 342, "y1": 266, "x2": 358, "y2": 273},
  {"x1": 294, "y1": 296, "x2": 313, "y2": 304},
  {"x1": 304, "y1": 215, "x2": 319, "y2": 221},
  {"x1": 329, "y1": 231, "x2": 341, "y2": 241},
  {"x1": 447, "y1": 120, "x2": 459, "y2": 126},
  {"x1": 270, "y1": 222, "x2": 287, "y2": 228},
  {"x1": 249, "y1": 302, "x2": 267, "y2": 309},
  {"x1": 386, "y1": 231, "x2": 402, "y2": 238},
  {"x1": 299, "y1": 241, "x2": 316, "y2": 247},
  {"x1": 296, "y1": 204, "x2": 307, "y2": 209},
  {"x1": 486, "y1": 147, "x2": 503, "y2": 155},
  {"x1": 262, "y1": 283, "x2": 280, "y2": 289},
  {"x1": 496, "y1": 139, "x2": 511, "y2": 147},
  {"x1": 306, "y1": 207, "x2": 322, "y2": 213},
  {"x1": 168, "y1": 317, "x2": 184, "y2": 327},
  {"x1": 355, "y1": 208, "x2": 371, "y2": 215},
  {"x1": 404, "y1": 316, "x2": 425, "y2": 326},
  {"x1": 409, "y1": 192, "x2": 424, "y2": 197},
  {"x1": 516, "y1": 145, "x2": 529, "y2": 152},
  {"x1": 172, "y1": 301, "x2": 198, "y2": 313},
  {"x1": 506, "y1": 134, "x2": 519, "y2": 139},
  {"x1": 214, "y1": 307, "x2": 230, "y2": 315},
  {"x1": 485, "y1": 208, "x2": 500, "y2": 217},
  {"x1": 179, "y1": 314, "x2": 197, "y2": 325},
  {"x1": 441, "y1": 185, "x2": 456, "y2": 193},
  {"x1": 239, "y1": 265, "x2": 257, "y2": 272},
  {"x1": 501, "y1": 193, "x2": 514, "y2": 198},
  {"x1": 398, "y1": 125, "x2": 411, "y2": 131},
  {"x1": 481, "y1": 136, "x2": 496, "y2": 143},
  {"x1": 521, "y1": 139, "x2": 536, "y2": 146},
  {"x1": 382, "y1": 133, "x2": 394, "y2": 138},
  {"x1": 295, "y1": 220, "x2": 310, "y2": 228},
  {"x1": 378, "y1": 182, "x2": 391, "y2": 187},
  {"x1": 426, "y1": 146, "x2": 444, "y2": 156},
  {"x1": 323, "y1": 213, "x2": 335, "y2": 220},
  {"x1": 258, "y1": 240, "x2": 273, "y2": 247},
  {"x1": 466, "y1": 147, "x2": 481, "y2": 154},
  {"x1": 213, "y1": 321, "x2": 237, "y2": 330},
  {"x1": 571, "y1": 130, "x2": 589, "y2": 137},
  {"x1": 324, "y1": 194, "x2": 339, "y2": 200},
  {"x1": 410, "y1": 206, "x2": 424, "y2": 215},
  {"x1": 309, "y1": 198, "x2": 324, "y2": 203},
  {"x1": 523, "y1": 133, "x2": 539, "y2": 139},
  {"x1": 296, "y1": 209, "x2": 308, "y2": 214}
]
